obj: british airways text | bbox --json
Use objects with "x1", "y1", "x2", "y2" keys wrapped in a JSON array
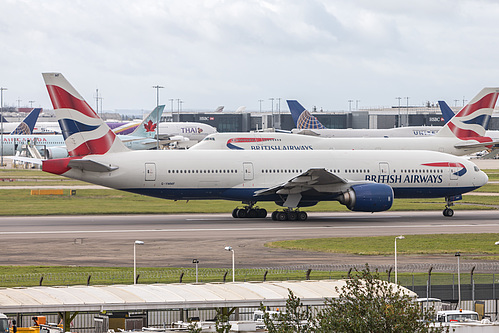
[{"x1": 365, "y1": 174, "x2": 443, "y2": 184}]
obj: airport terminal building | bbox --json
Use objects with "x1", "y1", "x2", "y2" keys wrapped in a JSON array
[{"x1": 167, "y1": 105, "x2": 499, "y2": 133}]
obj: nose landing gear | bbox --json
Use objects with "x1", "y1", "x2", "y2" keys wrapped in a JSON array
[{"x1": 443, "y1": 195, "x2": 461, "y2": 217}]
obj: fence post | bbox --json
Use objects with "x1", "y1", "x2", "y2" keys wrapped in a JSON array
[
  {"x1": 135, "y1": 274, "x2": 140, "y2": 284},
  {"x1": 306, "y1": 269, "x2": 312, "y2": 280},
  {"x1": 387, "y1": 267, "x2": 392, "y2": 283},
  {"x1": 87, "y1": 275, "x2": 91, "y2": 286},
  {"x1": 39, "y1": 276, "x2": 43, "y2": 286},
  {"x1": 471, "y1": 266, "x2": 475, "y2": 303},
  {"x1": 179, "y1": 272, "x2": 184, "y2": 283},
  {"x1": 223, "y1": 272, "x2": 228, "y2": 283},
  {"x1": 263, "y1": 271, "x2": 268, "y2": 282}
]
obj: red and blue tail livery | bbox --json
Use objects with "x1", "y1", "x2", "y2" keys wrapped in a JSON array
[{"x1": 42, "y1": 73, "x2": 128, "y2": 157}]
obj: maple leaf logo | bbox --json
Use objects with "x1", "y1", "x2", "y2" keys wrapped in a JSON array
[{"x1": 144, "y1": 120, "x2": 157, "y2": 132}]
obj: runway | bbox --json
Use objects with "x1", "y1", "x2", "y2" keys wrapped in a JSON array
[{"x1": 1, "y1": 210, "x2": 498, "y2": 270}]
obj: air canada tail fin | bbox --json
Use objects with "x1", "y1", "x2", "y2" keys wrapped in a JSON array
[
  {"x1": 10, "y1": 108, "x2": 41, "y2": 134},
  {"x1": 437, "y1": 101, "x2": 455, "y2": 124},
  {"x1": 287, "y1": 100, "x2": 325, "y2": 129},
  {"x1": 130, "y1": 105, "x2": 165, "y2": 137},
  {"x1": 435, "y1": 88, "x2": 499, "y2": 139},
  {"x1": 42, "y1": 73, "x2": 128, "y2": 157}
]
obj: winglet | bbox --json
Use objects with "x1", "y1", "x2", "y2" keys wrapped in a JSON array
[
  {"x1": 10, "y1": 108, "x2": 42, "y2": 134},
  {"x1": 287, "y1": 100, "x2": 325, "y2": 129}
]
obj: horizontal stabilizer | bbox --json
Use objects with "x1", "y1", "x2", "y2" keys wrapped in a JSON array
[
  {"x1": 454, "y1": 140, "x2": 498, "y2": 149},
  {"x1": 67, "y1": 159, "x2": 118, "y2": 172}
]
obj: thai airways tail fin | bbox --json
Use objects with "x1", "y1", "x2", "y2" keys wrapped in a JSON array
[
  {"x1": 287, "y1": 100, "x2": 325, "y2": 129},
  {"x1": 437, "y1": 101, "x2": 456, "y2": 124},
  {"x1": 129, "y1": 105, "x2": 165, "y2": 137},
  {"x1": 10, "y1": 108, "x2": 42, "y2": 134},
  {"x1": 42, "y1": 72, "x2": 128, "y2": 157},
  {"x1": 435, "y1": 88, "x2": 499, "y2": 139}
]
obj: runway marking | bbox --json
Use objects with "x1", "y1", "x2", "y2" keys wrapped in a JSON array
[{"x1": 0, "y1": 223, "x2": 498, "y2": 235}]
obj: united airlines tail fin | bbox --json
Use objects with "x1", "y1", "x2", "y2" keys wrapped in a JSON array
[
  {"x1": 287, "y1": 100, "x2": 325, "y2": 129},
  {"x1": 435, "y1": 88, "x2": 499, "y2": 140},
  {"x1": 129, "y1": 105, "x2": 165, "y2": 138},
  {"x1": 10, "y1": 108, "x2": 42, "y2": 134},
  {"x1": 437, "y1": 101, "x2": 456, "y2": 124},
  {"x1": 42, "y1": 73, "x2": 128, "y2": 157}
]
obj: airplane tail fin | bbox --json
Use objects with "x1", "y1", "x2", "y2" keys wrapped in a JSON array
[
  {"x1": 287, "y1": 100, "x2": 325, "y2": 129},
  {"x1": 435, "y1": 88, "x2": 499, "y2": 139},
  {"x1": 437, "y1": 101, "x2": 455, "y2": 124},
  {"x1": 42, "y1": 73, "x2": 128, "y2": 157},
  {"x1": 129, "y1": 105, "x2": 165, "y2": 137},
  {"x1": 10, "y1": 108, "x2": 42, "y2": 134}
]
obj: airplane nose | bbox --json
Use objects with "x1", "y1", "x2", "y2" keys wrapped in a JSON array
[{"x1": 478, "y1": 170, "x2": 488, "y2": 187}]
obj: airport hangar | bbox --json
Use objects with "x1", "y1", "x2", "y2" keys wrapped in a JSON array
[{"x1": 0, "y1": 280, "x2": 415, "y2": 332}]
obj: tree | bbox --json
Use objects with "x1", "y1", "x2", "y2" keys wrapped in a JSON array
[{"x1": 262, "y1": 264, "x2": 448, "y2": 333}]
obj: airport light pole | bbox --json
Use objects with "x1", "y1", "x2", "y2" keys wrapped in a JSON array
[
  {"x1": 404, "y1": 96, "x2": 410, "y2": 127},
  {"x1": 1, "y1": 87, "x2": 7, "y2": 167},
  {"x1": 269, "y1": 98, "x2": 275, "y2": 129},
  {"x1": 152, "y1": 85, "x2": 164, "y2": 150},
  {"x1": 193, "y1": 259, "x2": 199, "y2": 283},
  {"x1": 394, "y1": 235, "x2": 405, "y2": 284},
  {"x1": 396, "y1": 97, "x2": 402, "y2": 127},
  {"x1": 455, "y1": 252, "x2": 461, "y2": 307},
  {"x1": 133, "y1": 240, "x2": 144, "y2": 285},
  {"x1": 152, "y1": 85, "x2": 164, "y2": 107},
  {"x1": 225, "y1": 246, "x2": 235, "y2": 282},
  {"x1": 258, "y1": 99, "x2": 263, "y2": 112},
  {"x1": 348, "y1": 99, "x2": 353, "y2": 112}
]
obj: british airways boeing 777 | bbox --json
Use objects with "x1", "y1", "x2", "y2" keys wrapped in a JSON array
[{"x1": 41, "y1": 73, "x2": 488, "y2": 219}]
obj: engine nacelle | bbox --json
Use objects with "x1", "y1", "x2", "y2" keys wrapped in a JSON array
[
  {"x1": 339, "y1": 183, "x2": 393, "y2": 212},
  {"x1": 43, "y1": 147, "x2": 69, "y2": 159}
]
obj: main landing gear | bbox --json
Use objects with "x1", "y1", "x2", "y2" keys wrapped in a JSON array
[
  {"x1": 443, "y1": 196, "x2": 455, "y2": 217},
  {"x1": 232, "y1": 204, "x2": 267, "y2": 219},
  {"x1": 271, "y1": 209, "x2": 308, "y2": 221}
]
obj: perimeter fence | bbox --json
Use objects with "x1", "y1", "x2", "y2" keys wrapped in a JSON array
[{"x1": 0, "y1": 263, "x2": 498, "y2": 292}]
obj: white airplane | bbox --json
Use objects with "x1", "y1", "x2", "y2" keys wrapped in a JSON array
[
  {"x1": 192, "y1": 88, "x2": 499, "y2": 156},
  {"x1": 40, "y1": 72, "x2": 488, "y2": 219}
]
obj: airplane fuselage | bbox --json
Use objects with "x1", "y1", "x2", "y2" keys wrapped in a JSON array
[
  {"x1": 191, "y1": 132, "x2": 485, "y2": 156},
  {"x1": 44, "y1": 149, "x2": 487, "y2": 206}
]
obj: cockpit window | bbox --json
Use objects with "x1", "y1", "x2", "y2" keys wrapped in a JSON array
[{"x1": 474, "y1": 166, "x2": 480, "y2": 172}]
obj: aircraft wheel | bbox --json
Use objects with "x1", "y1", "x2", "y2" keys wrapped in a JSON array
[
  {"x1": 232, "y1": 208, "x2": 239, "y2": 218},
  {"x1": 248, "y1": 209, "x2": 258, "y2": 218},
  {"x1": 258, "y1": 208, "x2": 267, "y2": 218},
  {"x1": 297, "y1": 211, "x2": 308, "y2": 221},
  {"x1": 277, "y1": 211, "x2": 288, "y2": 221},
  {"x1": 443, "y1": 208, "x2": 454, "y2": 217},
  {"x1": 271, "y1": 211, "x2": 278, "y2": 221},
  {"x1": 237, "y1": 209, "x2": 248, "y2": 218},
  {"x1": 288, "y1": 211, "x2": 298, "y2": 221}
]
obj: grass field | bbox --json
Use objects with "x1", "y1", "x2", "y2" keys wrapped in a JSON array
[{"x1": 265, "y1": 233, "x2": 499, "y2": 256}]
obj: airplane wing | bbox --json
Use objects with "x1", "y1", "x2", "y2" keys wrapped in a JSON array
[
  {"x1": 67, "y1": 159, "x2": 118, "y2": 172},
  {"x1": 293, "y1": 129, "x2": 321, "y2": 136},
  {"x1": 255, "y1": 168, "x2": 350, "y2": 197},
  {"x1": 6, "y1": 156, "x2": 43, "y2": 165}
]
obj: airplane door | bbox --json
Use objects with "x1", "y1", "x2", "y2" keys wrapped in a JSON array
[
  {"x1": 145, "y1": 163, "x2": 156, "y2": 181},
  {"x1": 450, "y1": 167, "x2": 458, "y2": 181},
  {"x1": 379, "y1": 162, "x2": 389, "y2": 175},
  {"x1": 243, "y1": 162, "x2": 254, "y2": 181}
]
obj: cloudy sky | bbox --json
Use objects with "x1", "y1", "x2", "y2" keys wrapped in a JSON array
[{"x1": 1, "y1": 0, "x2": 499, "y2": 114}]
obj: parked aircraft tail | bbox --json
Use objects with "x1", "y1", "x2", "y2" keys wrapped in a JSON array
[
  {"x1": 437, "y1": 101, "x2": 456, "y2": 124},
  {"x1": 42, "y1": 73, "x2": 128, "y2": 157},
  {"x1": 10, "y1": 108, "x2": 42, "y2": 134},
  {"x1": 435, "y1": 88, "x2": 499, "y2": 140},
  {"x1": 287, "y1": 100, "x2": 326, "y2": 129},
  {"x1": 129, "y1": 105, "x2": 165, "y2": 138}
]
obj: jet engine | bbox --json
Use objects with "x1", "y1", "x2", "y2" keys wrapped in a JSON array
[{"x1": 339, "y1": 183, "x2": 394, "y2": 212}]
